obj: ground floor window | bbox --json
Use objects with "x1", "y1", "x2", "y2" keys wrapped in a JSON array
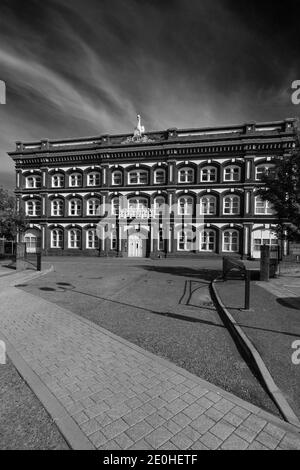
[
  {"x1": 51, "y1": 229, "x2": 63, "y2": 248},
  {"x1": 111, "y1": 230, "x2": 117, "y2": 250},
  {"x1": 86, "y1": 229, "x2": 98, "y2": 249},
  {"x1": 200, "y1": 230, "x2": 216, "y2": 252},
  {"x1": 223, "y1": 230, "x2": 239, "y2": 252},
  {"x1": 178, "y1": 230, "x2": 194, "y2": 251},
  {"x1": 68, "y1": 229, "x2": 81, "y2": 249}
]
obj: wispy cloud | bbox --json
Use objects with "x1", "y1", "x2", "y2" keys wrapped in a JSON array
[{"x1": 0, "y1": 0, "x2": 299, "y2": 187}]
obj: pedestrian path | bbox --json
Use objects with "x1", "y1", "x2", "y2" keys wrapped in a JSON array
[{"x1": 0, "y1": 277, "x2": 300, "y2": 449}]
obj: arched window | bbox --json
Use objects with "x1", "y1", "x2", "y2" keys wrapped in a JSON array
[
  {"x1": 200, "y1": 195, "x2": 216, "y2": 215},
  {"x1": 178, "y1": 196, "x2": 193, "y2": 215},
  {"x1": 178, "y1": 230, "x2": 194, "y2": 251},
  {"x1": 51, "y1": 229, "x2": 63, "y2": 248},
  {"x1": 201, "y1": 167, "x2": 217, "y2": 182},
  {"x1": 128, "y1": 170, "x2": 148, "y2": 185},
  {"x1": 178, "y1": 167, "x2": 194, "y2": 183},
  {"x1": 69, "y1": 173, "x2": 82, "y2": 187},
  {"x1": 255, "y1": 164, "x2": 275, "y2": 180},
  {"x1": 26, "y1": 175, "x2": 41, "y2": 189},
  {"x1": 25, "y1": 200, "x2": 41, "y2": 216},
  {"x1": 223, "y1": 230, "x2": 239, "y2": 252},
  {"x1": 111, "y1": 229, "x2": 117, "y2": 250},
  {"x1": 255, "y1": 196, "x2": 273, "y2": 215},
  {"x1": 86, "y1": 229, "x2": 98, "y2": 249},
  {"x1": 223, "y1": 195, "x2": 240, "y2": 215},
  {"x1": 69, "y1": 199, "x2": 82, "y2": 216},
  {"x1": 200, "y1": 230, "x2": 216, "y2": 252},
  {"x1": 111, "y1": 198, "x2": 120, "y2": 215},
  {"x1": 224, "y1": 166, "x2": 240, "y2": 182},
  {"x1": 87, "y1": 172, "x2": 100, "y2": 187},
  {"x1": 154, "y1": 197, "x2": 166, "y2": 214},
  {"x1": 68, "y1": 229, "x2": 81, "y2": 248},
  {"x1": 112, "y1": 171, "x2": 122, "y2": 186},
  {"x1": 51, "y1": 174, "x2": 64, "y2": 188},
  {"x1": 128, "y1": 198, "x2": 148, "y2": 210},
  {"x1": 154, "y1": 169, "x2": 166, "y2": 184},
  {"x1": 51, "y1": 199, "x2": 64, "y2": 216},
  {"x1": 87, "y1": 198, "x2": 100, "y2": 216}
]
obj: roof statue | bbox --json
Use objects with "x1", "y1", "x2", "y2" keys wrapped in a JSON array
[{"x1": 122, "y1": 114, "x2": 155, "y2": 144}]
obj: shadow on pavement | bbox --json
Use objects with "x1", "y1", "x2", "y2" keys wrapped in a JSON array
[
  {"x1": 277, "y1": 297, "x2": 300, "y2": 310},
  {"x1": 138, "y1": 265, "x2": 222, "y2": 281}
]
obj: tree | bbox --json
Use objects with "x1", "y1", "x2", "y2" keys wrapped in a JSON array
[
  {"x1": 0, "y1": 188, "x2": 27, "y2": 239},
  {"x1": 258, "y1": 132, "x2": 300, "y2": 241}
]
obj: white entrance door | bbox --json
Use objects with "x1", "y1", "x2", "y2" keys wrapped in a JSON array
[{"x1": 128, "y1": 234, "x2": 143, "y2": 257}]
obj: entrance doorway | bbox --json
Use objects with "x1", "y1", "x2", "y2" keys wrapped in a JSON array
[{"x1": 128, "y1": 233, "x2": 143, "y2": 257}]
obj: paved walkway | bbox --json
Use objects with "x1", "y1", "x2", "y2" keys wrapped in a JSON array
[{"x1": 1, "y1": 273, "x2": 300, "y2": 450}]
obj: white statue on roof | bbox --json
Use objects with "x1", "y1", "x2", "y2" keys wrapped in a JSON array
[
  {"x1": 134, "y1": 114, "x2": 145, "y2": 137},
  {"x1": 121, "y1": 114, "x2": 155, "y2": 144}
]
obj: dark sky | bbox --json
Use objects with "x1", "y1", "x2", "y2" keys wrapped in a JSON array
[{"x1": 0, "y1": 0, "x2": 299, "y2": 188}]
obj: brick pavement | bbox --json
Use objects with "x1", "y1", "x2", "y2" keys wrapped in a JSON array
[{"x1": 0, "y1": 278, "x2": 300, "y2": 450}]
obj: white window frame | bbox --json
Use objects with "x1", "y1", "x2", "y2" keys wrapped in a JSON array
[
  {"x1": 223, "y1": 195, "x2": 240, "y2": 215},
  {"x1": 51, "y1": 199, "x2": 64, "y2": 216},
  {"x1": 200, "y1": 195, "x2": 216, "y2": 215},
  {"x1": 255, "y1": 164, "x2": 275, "y2": 181},
  {"x1": 178, "y1": 167, "x2": 194, "y2": 184},
  {"x1": 154, "y1": 169, "x2": 166, "y2": 184},
  {"x1": 154, "y1": 197, "x2": 166, "y2": 214},
  {"x1": 69, "y1": 199, "x2": 82, "y2": 216},
  {"x1": 112, "y1": 171, "x2": 122, "y2": 186},
  {"x1": 111, "y1": 230, "x2": 117, "y2": 250},
  {"x1": 69, "y1": 173, "x2": 82, "y2": 187},
  {"x1": 87, "y1": 172, "x2": 100, "y2": 187},
  {"x1": 224, "y1": 166, "x2": 240, "y2": 182},
  {"x1": 128, "y1": 170, "x2": 148, "y2": 185},
  {"x1": 25, "y1": 200, "x2": 41, "y2": 217},
  {"x1": 86, "y1": 229, "x2": 98, "y2": 249},
  {"x1": 26, "y1": 175, "x2": 41, "y2": 189},
  {"x1": 111, "y1": 198, "x2": 120, "y2": 215},
  {"x1": 87, "y1": 198, "x2": 99, "y2": 216},
  {"x1": 128, "y1": 198, "x2": 148, "y2": 210},
  {"x1": 254, "y1": 196, "x2": 273, "y2": 215},
  {"x1": 200, "y1": 230, "x2": 216, "y2": 252},
  {"x1": 223, "y1": 230, "x2": 239, "y2": 252},
  {"x1": 178, "y1": 229, "x2": 194, "y2": 251},
  {"x1": 68, "y1": 229, "x2": 81, "y2": 249},
  {"x1": 51, "y1": 229, "x2": 63, "y2": 248},
  {"x1": 51, "y1": 174, "x2": 64, "y2": 188},
  {"x1": 201, "y1": 166, "x2": 217, "y2": 182},
  {"x1": 178, "y1": 196, "x2": 193, "y2": 215}
]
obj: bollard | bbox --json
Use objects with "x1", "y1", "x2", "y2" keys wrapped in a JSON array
[
  {"x1": 37, "y1": 252, "x2": 42, "y2": 271},
  {"x1": 244, "y1": 270, "x2": 250, "y2": 309},
  {"x1": 260, "y1": 245, "x2": 270, "y2": 281}
]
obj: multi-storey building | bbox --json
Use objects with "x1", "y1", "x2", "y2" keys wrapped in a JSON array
[{"x1": 8, "y1": 117, "x2": 298, "y2": 258}]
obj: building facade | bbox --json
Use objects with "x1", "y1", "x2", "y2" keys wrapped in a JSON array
[{"x1": 8, "y1": 117, "x2": 298, "y2": 258}]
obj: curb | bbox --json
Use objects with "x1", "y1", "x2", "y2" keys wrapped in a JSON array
[
  {"x1": 0, "y1": 329, "x2": 95, "y2": 450},
  {"x1": 210, "y1": 277, "x2": 300, "y2": 429}
]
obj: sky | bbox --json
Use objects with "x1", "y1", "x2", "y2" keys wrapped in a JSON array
[{"x1": 0, "y1": 0, "x2": 299, "y2": 189}]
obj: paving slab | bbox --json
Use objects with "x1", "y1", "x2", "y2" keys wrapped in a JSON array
[{"x1": 0, "y1": 276, "x2": 300, "y2": 449}]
